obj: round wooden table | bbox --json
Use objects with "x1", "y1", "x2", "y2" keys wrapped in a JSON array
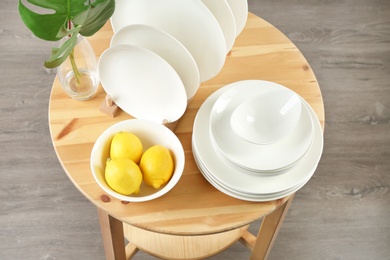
[{"x1": 49, "y1": 13, "x2": 324, "y2": 260}]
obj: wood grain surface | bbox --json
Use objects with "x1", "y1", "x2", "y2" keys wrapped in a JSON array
[
  {"x1": 0, "y1": 0, "x2": 389, "y2": 259},
  {"x1": 49, "y1": 12, "x2": 321, "y2": 239}
]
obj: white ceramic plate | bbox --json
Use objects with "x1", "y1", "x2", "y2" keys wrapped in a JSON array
[
  {"x1": 210, "y1": 80, "x2": 313, "y2": 172},
  {"x1": 111, "y1": 24, "x2": 200, "y2": 100},
  {"x1": 192, "y1": 82, "x2": 323, "y2": 194},
  {"x1": 227, "y1": 0, "x2": 248, "y2": 37},
  {"x1": 195, "y1": 141, "x2": 314, "y2": 194},
  {"x1": 201, "y1": 0, "x2": 236, "y2": 53},
  {"x1": 90, "y1": 119, "x2": 185, "y2": 202},
  {"x1": 111, "y1": 0, "x2": 226, "y2": 82},
  {"x1": 193, "y1": 148, "x2": 311, "y2": 201},
  {"x1": 98, "y1": 44, "x2": 187, "y2": 124}
]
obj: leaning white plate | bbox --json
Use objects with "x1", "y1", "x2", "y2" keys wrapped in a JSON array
[
  {"x1": 98, "y1": 44, "x2": 187, "y2": 124},
  {"x1": 201, "y1": 0, "x2": 236, "y2": 53},
  {"x1": 192, "y1": 82, "x2": 323, "y2": 194},
  {"x1": 111, "y1": 0, "x2": 226, "y2": 82},
  {"x1": 227, "y1": 0, "x2": 248, "y2": 37},
  {"x1": 210, "y1": 80, "x2": 314, "y2": 172},
  {"x1": 111, "y1": 24, "x2": 200, "y2": 100}
]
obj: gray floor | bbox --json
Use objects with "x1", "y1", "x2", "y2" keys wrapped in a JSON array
[{"x1": 1, "y1": 0, "x2": 389, "y2": 259}]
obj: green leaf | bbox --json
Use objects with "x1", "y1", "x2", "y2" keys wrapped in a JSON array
[
  {"x1": 78, "y1": 0, "x2": 115, "y2": 36},
  {"x1": 18, "y1": 0, "x2": 89, "y2": 41},
  {"x1": 18, "y1": 0, "x2": 115, "y2": 68},
  {"x1": 18, "y1": 0, "x2": 66, "y2": 41},
  {"x1": 44, "y1": 29, "x2": 80, "y2": 68}
]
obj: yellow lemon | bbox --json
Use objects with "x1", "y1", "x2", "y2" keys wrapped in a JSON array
[
  {"x1": 110, "y1": 132, "x2": 143, "y2": 164},
  {"x1": 105, "y1": 158, "x2": 143, "y2": 195},
  {"x1": 140, "y1": 145, "x2": 174, "y2": 189}
]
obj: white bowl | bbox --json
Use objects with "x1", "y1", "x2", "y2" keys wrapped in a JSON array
[
  {"x1": 111, "y1": 0, "x2": 226, "y2": 82},
  {"x1": 98, "y1": 44, "x2": 187, "y2": 124},
  {"x1": 209, "y1": 80, "x2": 313, "y2": 172},
  {"x1": 227, "y1": 0, "x2": 248, "y2": 37},
  {"x1": 230, "y1": 89, "x2": 302, "y2": 144},
  {"x1": 90, "y1": 119, "x2": 185, "y2": 202},
  {"x1": 193, "y1": 83, "x2": 323, "y2": 196},
  {"x1": 201, "y1": 0, "x2": 236, "y2": 53},
  {"x1": 111, "y1": 24, "x2": 200, "y2": 100}
]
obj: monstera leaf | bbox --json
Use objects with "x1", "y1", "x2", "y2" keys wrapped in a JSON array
[{"x1": 18, "y1": 0, "x2": 115, "y2": 68}]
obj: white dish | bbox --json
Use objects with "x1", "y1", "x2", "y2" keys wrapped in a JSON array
[
  {"x1": 195, "y1": 144, "x2": 313, "y2": 195},
  {"x1": 210, "y1": 80, "x2": 313, "y2": 171},
  {"x1": 193, "y1": 148, "x2": 311, "y2": 201},
  {"x1": 210, "y1": 137, "x2": 298, "y2": 175},
  {"x1": 98, "y1": 44, "x2": 187, "y2": 124},
  {"x1": 192, "y1": 82, "x2": 323, "y2": 194},
  {"x1": 201, "y1": 0, "x2": 236, "y2": 53},
  {"x1": 230, "y1": 89, "x2": 302, "y2": 144},
  {"x1": 90, "y1": 119, "x2": 185, "y2": 202},
  {"x1": 111, "y1": 24, "x2": 200, "y2": 100},
  {"x1": 111, "y1": 0, "x2": 226, "y2": 82},
  {"x1": 227, "y1": 0, "x2": 248, "y2": 37}
]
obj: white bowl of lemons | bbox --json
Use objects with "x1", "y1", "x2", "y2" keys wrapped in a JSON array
[{"x1": 90, "y1": 119, "x2": 185, "y2": 202}]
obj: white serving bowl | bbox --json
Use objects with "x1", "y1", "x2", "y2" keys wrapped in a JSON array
[
  {"x1": 90, "y1": 119, "x2": 185, "y2": 202},
  {"x1": 230, "y1": 89, "x2": 302, "y2": 144},
  {"x1": 210, "y1": 80, "x2": 312, "y2": 172}
]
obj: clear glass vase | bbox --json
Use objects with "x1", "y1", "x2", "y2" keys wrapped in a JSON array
[{"x1": 57, "y1": 35, "x2": 99, "y2": 101}]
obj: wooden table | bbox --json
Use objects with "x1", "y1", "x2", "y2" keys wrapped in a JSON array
[{"x1": 49, "y1": 13, "x2": 324, "y2": 260}]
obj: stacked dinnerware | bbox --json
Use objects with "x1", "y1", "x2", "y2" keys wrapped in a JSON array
[
  {"x1": 97, "y1": 0, "x2": 248, "y2": 124},
  {"x1": 192, "y1": 80, "x2": 324, "y2": 201}
]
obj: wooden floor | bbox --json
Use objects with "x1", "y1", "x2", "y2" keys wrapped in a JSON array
[{"x1": 1, "y1": 0, "x2": 389, "y2": 259}]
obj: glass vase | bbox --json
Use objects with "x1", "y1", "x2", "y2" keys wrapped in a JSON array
[{"x1": 57, "y1": 35, "x2": 99, "y2": 101}]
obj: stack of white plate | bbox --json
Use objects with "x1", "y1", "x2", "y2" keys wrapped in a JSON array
[
  {"x1": 98, "y1": 0, "x2": 248, "y2": 124},
  {"x1": 192, "y1": 80, "x2": 324, "y2": 201}
]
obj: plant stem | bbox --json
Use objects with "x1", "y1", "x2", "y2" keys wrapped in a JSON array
[
  {"x1": 69, "y1": 48, "x2": 81, "y2": 85},
  {"x1": 68, "y1": 20, "x2": 81, "y2": 86}
]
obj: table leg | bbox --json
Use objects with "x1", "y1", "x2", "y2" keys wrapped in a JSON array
[
  {"x1": 250, "y1": 195, "x2": 294, "y2": 260},
  {"x1": 97, "y1": 208, "x2": 127, "y2": 260}
]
